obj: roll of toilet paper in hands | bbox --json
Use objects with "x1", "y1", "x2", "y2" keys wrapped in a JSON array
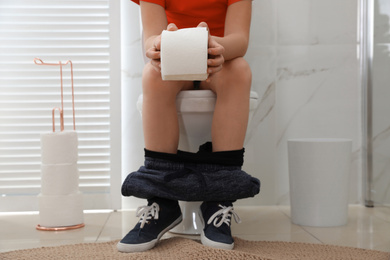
[{"x1": 161, "y1": 27, "x2": 208, "y2": 81}]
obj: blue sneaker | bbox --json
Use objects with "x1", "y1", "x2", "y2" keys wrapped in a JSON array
[
  {"x1": 200, "y1": 202, "x2": 241, "y2": 250},
  {"x1": 117, "y1": 198, "x2": 182, "y2": 253}
]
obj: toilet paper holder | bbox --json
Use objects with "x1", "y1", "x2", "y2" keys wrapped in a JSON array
[{"x1": 34, "y1": 58, "x2": 76, "y2": 132}]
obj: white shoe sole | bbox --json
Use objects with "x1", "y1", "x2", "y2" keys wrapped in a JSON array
[
  {"x1": 116, "y1": 215, "x2": 182, "y2": 253},
  {"x1": 200, "y1": 230, "x2": 234, "y2": 250}
]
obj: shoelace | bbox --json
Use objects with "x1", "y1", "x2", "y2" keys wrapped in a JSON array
[
  {"x1": 136, "y1": 202, "x2": 160, "y2": 228},
  {"x1": 207, "y1": 204, "x2": 242, "y2": 228}
]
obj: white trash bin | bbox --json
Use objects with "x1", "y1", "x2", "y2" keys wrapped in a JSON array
[{"x1": 287, "y1": 138, "x2": 352, "y2": 227}]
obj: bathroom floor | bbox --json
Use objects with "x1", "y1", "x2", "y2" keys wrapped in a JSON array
[{"x1": 1, "y1": 205, "x2": 389, "y2": 253}]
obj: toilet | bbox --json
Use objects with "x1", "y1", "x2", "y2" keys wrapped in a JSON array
[{"x1": 137, "y1": 89, "x2": 258, "y2": 235}]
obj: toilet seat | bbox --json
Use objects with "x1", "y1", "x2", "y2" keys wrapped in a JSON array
[
  {"x1": 137, "y1": 90, "x2": 258, "y2": 113},
  {"x1": 176, "y1": 90, "x2": 258, "y2": 113},
  {"x1": 176, "y1": 89, "x2": 258, "y2": 99}
]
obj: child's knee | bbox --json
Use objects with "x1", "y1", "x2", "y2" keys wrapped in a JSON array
[
  {"x1": 142, "y1": 63, "x2": 162, "y2": 87},
  {"x1": 141, "y1": 63, "x2": 185, "y2": 98},
  {"x1": 228, "y1": 58, "x2": 252, "y2": 85},
  {"x1": 142, "y1": 63, "x2": 168, "y2": 94},
  {"x1": 216, "y1": 58, "x2": 251, "y2": 95}
]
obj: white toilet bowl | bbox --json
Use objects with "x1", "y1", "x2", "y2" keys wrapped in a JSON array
[{"x1": 137, "y1": 89, "x2": 258, "y2": 235}]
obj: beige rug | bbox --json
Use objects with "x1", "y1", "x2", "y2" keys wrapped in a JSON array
[{"x1": 1, "y1": 237, "x2": 389, "y2": 260}]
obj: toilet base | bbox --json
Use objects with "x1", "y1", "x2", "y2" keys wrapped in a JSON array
[{"x1": 169, "y1": 201, "x2": 203, "y2": 235}]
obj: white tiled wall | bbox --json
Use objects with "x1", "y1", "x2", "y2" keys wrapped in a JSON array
[{"x1": 121, "y1": 0, "x2": 363, "y2": 208}]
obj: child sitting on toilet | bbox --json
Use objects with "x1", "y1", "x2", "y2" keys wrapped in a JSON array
[{"x1": 118, "y1": 0, "x2": 259, "y2": 253}]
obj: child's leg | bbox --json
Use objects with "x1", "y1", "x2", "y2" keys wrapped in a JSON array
[
  {"x1": 202, "y1": 57, "x2": 252, "y2": 152},
  {"x1": 119, "y1": 68, "x2": 191, "y2": 252},
  {"x1": 141, "y1": 63, "x2": 193, "y2": 154},
  {"x1": 197, "y1": 58, "x2": 251, "y2": 249}
]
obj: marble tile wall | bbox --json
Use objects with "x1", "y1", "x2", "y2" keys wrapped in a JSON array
[
  {"x1": 243, "y1": 0, "x2": 361, "y2": 206},
  {"x1": 120, "y1": 0, "x2": 363, "y2": 208}
]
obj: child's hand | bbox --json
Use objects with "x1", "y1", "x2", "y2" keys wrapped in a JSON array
[
  {"x1": 146, "y1": 23, "x2": 178, "y2": 72},
  {"x1": 197, "y1": 22, "x2": 225, "y2": 82}
]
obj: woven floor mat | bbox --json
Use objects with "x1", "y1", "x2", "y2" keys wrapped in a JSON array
[{"x1": 1, "y1": 236, "x2": 389, "y2": 260}]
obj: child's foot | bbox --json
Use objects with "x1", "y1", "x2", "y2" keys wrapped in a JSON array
[
  {"x1": 117, "y1": 198, "x2": 182, "y2": 253},
  {"x1": 200, "y1": 201, "x2": 241, "y2": 250}
]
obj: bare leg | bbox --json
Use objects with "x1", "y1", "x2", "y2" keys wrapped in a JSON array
[
  {"x1": 141, "y1": 63, "x2": 193, "y2": 153},
  {"x1": 201, "y1": 57, "x2": 252, "y2": 152}
]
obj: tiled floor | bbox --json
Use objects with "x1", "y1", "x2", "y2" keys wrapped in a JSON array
[{"x1": 0, "y1": 205, "x2": 389, "y2": 253}]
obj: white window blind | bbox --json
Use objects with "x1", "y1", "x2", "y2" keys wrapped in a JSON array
[{"x1": 0, "y1": 0, "x2": 121, "y2": 211}]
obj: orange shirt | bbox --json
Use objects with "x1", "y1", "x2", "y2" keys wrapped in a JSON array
[{"x1": 131, "y1": 0, "x2": 242, "y2": 37}]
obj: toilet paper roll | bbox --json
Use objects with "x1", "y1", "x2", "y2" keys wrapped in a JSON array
[
  {"x1": 161, "y1": 27, "x2": 208, "y2": 81},
  {"x1": 41, "y1": 131, "x2": 78, "y2": 164},
  {"x1": 38, "y1": 192, "x2": 84, "y2": 227},
  {"x1": 40, "y1": 163, "x2": 80, "y2": 196}
]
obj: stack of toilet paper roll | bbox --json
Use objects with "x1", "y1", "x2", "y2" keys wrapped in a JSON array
[
  {"x1": 38, "y1": 131, "x2": 84, "y2": 229},
  {"x1": 161, "y1": 27, "x2": 208, "y2": 81}
]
